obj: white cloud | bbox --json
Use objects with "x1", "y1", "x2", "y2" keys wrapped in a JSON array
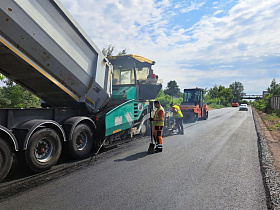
[
  {"x1": 213, "y1": 10, "x2": 223, "y2": 15},
  {"x1": 180, "y1": 1, "x2": 206, "y2": 13},
  {"x1": 60, "y1": 0, "x2": 280, "y2": 95}
]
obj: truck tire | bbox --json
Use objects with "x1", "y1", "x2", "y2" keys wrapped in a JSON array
[
  {"x1": 25, "y1": 128, "x2": 62, "y2": 172},
  {"x1": 0, "y1": 138, "x2": 13, "y2": 182},
  {"x1": 69, "y1": 124, "x2": 93, "y2": 159}
]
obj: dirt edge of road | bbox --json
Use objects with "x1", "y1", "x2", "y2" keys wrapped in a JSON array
[{"x1": 253, "y1": 108, "x2": 280, "y2": 209}]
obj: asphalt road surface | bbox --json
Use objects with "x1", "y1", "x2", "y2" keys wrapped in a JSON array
[{"x1": 0, "y1": 107, "x2": 267, "y2": 210}]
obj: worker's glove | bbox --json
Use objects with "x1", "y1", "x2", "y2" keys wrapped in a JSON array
[{"x1": 149, "y1": 118, "x2": 154, "y2": 121}]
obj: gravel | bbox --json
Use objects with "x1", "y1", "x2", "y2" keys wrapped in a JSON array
[{"x1": 253, "y1": 109, "x2": 280, "y2": 209}]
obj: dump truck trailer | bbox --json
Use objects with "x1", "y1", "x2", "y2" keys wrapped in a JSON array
[{"x1": 0, "y1": 0, "x2": 161, "y2": 182}]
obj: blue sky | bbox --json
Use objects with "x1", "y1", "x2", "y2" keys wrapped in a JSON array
[{"x1": 60, "y1": 0, "x2": 280, "y2": 95}]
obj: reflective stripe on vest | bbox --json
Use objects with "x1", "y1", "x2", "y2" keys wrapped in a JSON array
[
  {"x1": 173, "y1": 105, "x2": 183, "y2": 118},
  {"x1": 153, "y1": 106, "x2": 165, "y2": 126}
]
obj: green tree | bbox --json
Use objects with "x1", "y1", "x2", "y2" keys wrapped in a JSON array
[
  {"x1": 0, "y1": 88, "x2": 11, "y2": 107},
  {"x1": 267, "y1": 79, "x2": 280, "y2": 96},
  {"x1": 164, "y1": 80, "x2": 181, "y2": 97},
  {"x1": 255, "y1": 79, "x2": 280, "y2": 113},
  {"x1": 204, "y1": 85, "x2": 234, "y2": 107},
  {"x1": 254, "y1": 93, "x2": 272, "y2": 112},
  {"x1": 208, "y1": 84, "x2": 219, "y2": 98},
  {"x1": 102, "y1": 44, "x2": 115, "y2": 57},
  {"x1": 156, "y1": 89, "x2": 173, "y2": 109},
  {"x1": 0, "y1": 73, "x2": 5, "y2": 81},
  {"x1": 229, "y1": 81, "x2": 245, "y2": 100},
  {"x1": 218, "y1": 86, "x2": 234, "y2": 106},
  {"x1": 117, "y1": 49, "x2": 127, "y2": 56},
  {"x1": 0, "y1": 79, "x2": 41, "y2": 108},
  {"x1": 102, "y1": 45, "x2": 127, "y2": 57},
  {"x1": 156, "y1": 89, "x2": 183, "y2": 109}
]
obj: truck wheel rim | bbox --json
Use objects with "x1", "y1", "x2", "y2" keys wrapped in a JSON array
[
  {"x1": 35, "y1": 138, "x2": 53, "y2": 163},
  {"x1": 76, "y1": 132, "x2": 87, "y2": 150}
]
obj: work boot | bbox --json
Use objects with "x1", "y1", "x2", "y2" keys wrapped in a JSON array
[{"x1": 154, "y1": 147, "x2": 162, "y2": 153}]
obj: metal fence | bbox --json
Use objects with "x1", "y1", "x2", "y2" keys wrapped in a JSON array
[{"x1": 271, "y1": 96, "x2": 280, "y2": 110}]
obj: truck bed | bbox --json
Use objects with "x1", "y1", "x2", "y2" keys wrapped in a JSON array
[{"x1": 0, "y1": 0, "x2": 112, "y2": 113}]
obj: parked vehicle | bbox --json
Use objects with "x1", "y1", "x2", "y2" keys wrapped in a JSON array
[
  {"x1": 179, "y1": 88, "x2": 209, "y2": 122},
  {"x1": 0, "y1": 0, "x2": 161, "y2": 182},
  {"x1": 239, "y1": 104, "x2": 248, "y2": 111},
  {"x1": 232, "y1": 99, "x2": 240, "y2": 107}
]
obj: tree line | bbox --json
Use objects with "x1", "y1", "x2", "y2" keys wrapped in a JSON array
[
  {"x1": 0, "y1": 76, "x2": 41, "y2": 108},
  {"x1": 157, "y1": 80, "x2": 247, "y2": 109},
  {"x1": 1, "y1": 73, "x2": 248, "y2": 109},
  {"x1": 254, "y1": 79, "x2": 280, "y2": 116}
]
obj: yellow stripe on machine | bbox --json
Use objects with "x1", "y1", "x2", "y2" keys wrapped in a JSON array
[
  {"x1": 0, "y1": 36, "x2": 79, "y2": 101},
  {"x1": 113, "y1": 129, "x2": 121, "y2": 134},
  {"x1": 107, "y1": 54, "x2": 155, "y2": 64},
  {"x1": 109, "y1": 68, "x2": 112, "y2": 82},
  {"x1": 86, "y1": 96, "x2": 95, "y2": 104}
]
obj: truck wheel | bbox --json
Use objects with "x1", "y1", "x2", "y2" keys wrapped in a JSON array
[
  {"x1": 0, "y1": 138, "x2": 13, "y2": 182},
  {"x1": 25, "y1": 128, "x2": 62, "y2": 172},
  {"x1": 69, "y1": 124, "x2": 93, "y2": 159}
]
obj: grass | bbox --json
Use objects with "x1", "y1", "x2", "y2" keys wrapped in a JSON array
[{"x1": 263, "y1": 112, "x2": 280, "y2": 131}]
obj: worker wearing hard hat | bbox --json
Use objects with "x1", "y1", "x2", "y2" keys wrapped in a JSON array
[
  {"x1": 170, "y1": 102, "x2": 184, "y2": 135},
  {"x1": 151, "y1": 100, "x2": 165, "y2": 152}
]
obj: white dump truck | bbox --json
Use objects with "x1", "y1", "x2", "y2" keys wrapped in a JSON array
[{"x1": 0, "y1": 0, "x2": 162, "y2": 182}]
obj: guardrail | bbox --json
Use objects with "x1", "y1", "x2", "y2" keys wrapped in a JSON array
[{"x1": 271, "y1": 95, "x2": 280, "y2": 110}]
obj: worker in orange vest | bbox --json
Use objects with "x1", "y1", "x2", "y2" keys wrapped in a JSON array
[{"x1": 150, "y1": 100, "x2": 165, "y2": 152}]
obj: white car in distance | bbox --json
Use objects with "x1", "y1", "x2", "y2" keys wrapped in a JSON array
[{"x1": 239, "y1": 104, "x2": 248, "y2": 111}]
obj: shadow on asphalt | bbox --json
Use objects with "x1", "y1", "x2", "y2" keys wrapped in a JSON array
[
  {"x1": 2, "y1": 159, "x2": 36, "y2": 183},
  {"x1": 114, "y1": 151, "x2": 149, "y2": 162}
]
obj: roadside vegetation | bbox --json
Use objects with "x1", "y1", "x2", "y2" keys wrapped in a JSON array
[
  {"x1": 254, "y1": 79, "x2": 280, "y2": 131},
  {"x1": 156, "y1": 80, "x2": 249, "y2": 109},
  {"x1": 0, "y1": 75, "x2": 41, "y2": 108},
  {"x1": 1, "y1": 71, "x2": 250, "y2": 110},
  {"x1": 254, "y1": 79, "x2": 280, "y2": 115}
]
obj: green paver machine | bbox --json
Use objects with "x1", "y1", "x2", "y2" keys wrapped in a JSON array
[{"x1": 102, "y1": 55, "x2": 162, "y2": 143}]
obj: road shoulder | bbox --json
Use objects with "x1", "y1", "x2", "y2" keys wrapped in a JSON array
[{"x1": 253, "y1": 108, "x2": 280, "y2": 209}]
